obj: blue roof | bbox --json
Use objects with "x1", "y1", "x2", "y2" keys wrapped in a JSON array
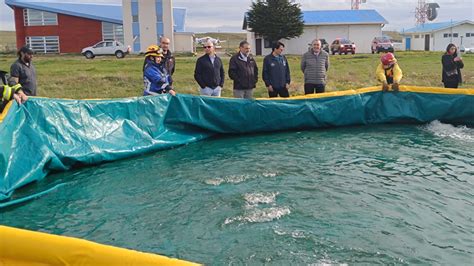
[
  {"x1": 402, "y1": 20, "x2": 473, "y2": 34},
  {"x1": 6, "y1": 0, "x2": 187, "y2": 31},
  {"x1": 6, "y1": 0, "x2": 123, "y2": 24},
  {"x1": 302, "y1": 10, "x2": 388, "y2": 25}
]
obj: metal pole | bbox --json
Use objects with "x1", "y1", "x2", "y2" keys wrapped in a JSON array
[{"x1": 450, "y1": 19, "x2": 453, "y2": 43}]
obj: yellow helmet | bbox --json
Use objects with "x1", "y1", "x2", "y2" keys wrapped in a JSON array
[{"x1": 145, "y1": 45, "x2": 163, "y2": 58}]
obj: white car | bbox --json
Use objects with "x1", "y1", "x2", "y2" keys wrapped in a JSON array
[
  {"x1": 460, "y1": 46, "x2": 474, "y2": 54},
  {"x1": 81, "y1": 41, "x2": 130, "y2": 59}
]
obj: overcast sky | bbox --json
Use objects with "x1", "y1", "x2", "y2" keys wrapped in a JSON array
[{"x1": 1, "y1": 0, "x2": 472, "y2": 32}]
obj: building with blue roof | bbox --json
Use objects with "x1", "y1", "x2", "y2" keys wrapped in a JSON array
[
  {"x1": 244, "y1": 9, "x2": 388, "y2": 55},
  {"x1": 5, "y1": 0, "x2": 191, "y2": 53},
  {"x1": 400, "y1": 20, "x2": 474, "y2": 51}
]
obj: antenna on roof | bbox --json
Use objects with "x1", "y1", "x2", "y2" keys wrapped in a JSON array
[{"x1": 351, "y1": 0, "x2": 367, "y2": 10}]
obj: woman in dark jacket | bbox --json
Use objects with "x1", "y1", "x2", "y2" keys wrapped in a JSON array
[{"x1": 441, "y1": 43, "x2": 464, "y2": 88}]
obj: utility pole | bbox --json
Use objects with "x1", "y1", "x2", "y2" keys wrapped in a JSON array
[
  {"x1": 415, "y1": 0, "x2": 427, "y2": 25},
  {"x1": 351, "y1": 0, "x2": 366, "y2": 10}
]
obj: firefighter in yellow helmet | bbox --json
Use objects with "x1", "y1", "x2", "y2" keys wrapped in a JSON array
[
  {"x1": 142, "y1": 45, "x2": 175, "y2": 96},
  {"x1": 1, "y1": 70, "x2": 28, "y2": 113}
]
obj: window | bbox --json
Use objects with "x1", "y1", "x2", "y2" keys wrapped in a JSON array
[
  {"x1": 453, "y1": 33, "x2": 459, "y2": 38},
  {"x1": 105, "y1": 42, "x2": 114, "y2": 47},
  {"x1": 26, "y1": 36, "x2": 59, "y2": 53},
  {"x1": 264, "y1": 39, "x2": 272, "y2": 48},
  {"x1": 156, "y1": 0, "x2": 163, "y2": 22},
  {"x1": 102, "y1": 22, "x2": 124, "y2": 43},
  {"x1": 132, "y1": 15, "x2": 139, "y2": 23},
  {"x1": 414, "y1": 35, "x2": 419, "y2": 39},
  {"x1": 467, "y1": 33, "x2": 471, "y2": 37},
  {"x1": 23, "y1": 8, "x2": 57, "y2": 26},
  {"x1": 443, "y1": 33, "x2": 448, "y2": 38},
  {"x1": 94, "y1": 42, "x2": 105, "y2": 48}
]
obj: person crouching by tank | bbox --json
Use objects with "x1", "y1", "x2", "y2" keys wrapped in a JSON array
[
  {"x1": 143, "y1": 45, "x2": 176, "y2": 96},
  {"x1": 376, "y1": 52, "x2": 402, "y2": 92},
  {"x1": 442, "y1": 43, "x2": 464, "y2": 88},
  {"x1": 0, "y1": 70, "x2": 28, "y2": 113}
]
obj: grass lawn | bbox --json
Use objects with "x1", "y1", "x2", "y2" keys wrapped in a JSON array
[
  {"x1": 0, "y1": 31, "x2": 17, "y2": 53},
  {"x1": 0, "y1": 51, "x2": 472, "y2": 99}
]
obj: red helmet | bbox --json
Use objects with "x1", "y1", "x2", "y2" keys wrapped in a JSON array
[{"x1": 381, "y1": 52, "x2": 396, "y2": 65}]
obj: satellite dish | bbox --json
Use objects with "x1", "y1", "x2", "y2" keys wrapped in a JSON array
[{"x1": 427, "y1": 3, "x2": 440, "y2": 21}]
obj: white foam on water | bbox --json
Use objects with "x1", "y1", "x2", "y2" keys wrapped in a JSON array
[
  {"x1": 262, "y1": 172, "x2": 277, "y2": 178},
  {"x1": 244, "y1": 192, "x2": 279, "y2": 205},
  {"x1": 224, "y1": 207, "x2": 291, "y2": 225},
  {"x1": 422, "y1": 120, "x2": 474, "y2": 142},
  {"x1": 308, "y1": 262, "x2": 348, "y2": 266},
  {"x1": 205, "y1": 172, "x2": 278, "y2": 186},
  {"x1": 204, "y1": 178, "x2": 225, "y2": 186}
]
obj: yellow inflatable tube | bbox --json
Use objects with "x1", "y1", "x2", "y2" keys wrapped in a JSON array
[{"x1": 0, "y1": 226, "x2": 200, "y2": 266}]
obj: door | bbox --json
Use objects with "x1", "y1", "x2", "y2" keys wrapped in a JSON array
[
  {"x1": 424, "y1": 34, "x2": 430, "y2": 51},
  {"x1": 256, "y1": 38, "x2": 262, "y2": 56},
  {"x1": 405, "y1": 37, "x2": 411, "y2": 51}
]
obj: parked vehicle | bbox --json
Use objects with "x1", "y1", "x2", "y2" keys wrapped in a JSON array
[
  {"x1": 371, "y1": 37, "x2": 394, "y2": 54},
  {"x1": 81, "y1": 41, "x2": 130, "y2": 59},
  {"x1": 330, "y1": 38, "x2": 356, "y2": 55},
  {"x1": 307, "y1": 38, "x2": 330, "y2": 53},
  {"x1": 460, "y1": 45, "x2": 474, "y2": 54}
]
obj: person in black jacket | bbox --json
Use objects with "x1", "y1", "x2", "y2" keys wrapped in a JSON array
[
  {"x1": 442, "y1": 43, "x2": 464, "y2": 88},
  {"x1": 228, "y1": 41, "x2": 258, "y2": 99},
  {"x1": 160, "y1": 37, "x2": 175, "y2": 78},
  {"x1": 262, "y1": 42, "x2": 291, "y2": 98},
  {"x1": 194, "y1": 40, "x2": 225, "y2": 97}
]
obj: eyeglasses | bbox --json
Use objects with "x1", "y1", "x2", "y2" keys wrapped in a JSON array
[{"x1": 204, "y1": 46, "x2": 212, "y2": 49}]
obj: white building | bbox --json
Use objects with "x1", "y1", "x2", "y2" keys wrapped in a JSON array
[
  {"x1": 244, "y1": 10, "x2": 388, "y2": 55},
  {"x1": 401, "y1": 20, "x2": 474, "y2": 51},
  {"x1": 122, "y1": 0, "x2": 194, "y2": 53}
]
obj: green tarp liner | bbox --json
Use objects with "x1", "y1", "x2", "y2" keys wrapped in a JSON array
[{"x1": 0, "y1": 87, "x2": 473, "y2": 206}]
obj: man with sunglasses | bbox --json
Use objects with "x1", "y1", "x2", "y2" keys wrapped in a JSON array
[{"x1": 194, "y1": 40, "x2": 225, "y2": 97}]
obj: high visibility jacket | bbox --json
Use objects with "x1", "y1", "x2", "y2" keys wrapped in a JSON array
[
  {"x1": 1, "y1": 84, "x2": 22, "y2": 101},
  {"x1": 376, "y1": 63, "x2": 402, "y2": 84}
]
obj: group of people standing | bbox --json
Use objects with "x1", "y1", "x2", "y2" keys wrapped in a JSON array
[
  {"x1": 143, "y1": 37, "x2": 465, "y2": 99},
  {"x1": 191, "y1": 39, "x2": 330, "y2": 99}
]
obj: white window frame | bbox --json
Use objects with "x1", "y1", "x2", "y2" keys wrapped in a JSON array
[
  {"x1": 25, "y1": 36, "x2": 60, "y2": 54},
  {"x1": 23, "y1": 8, "x2": 58, "y2": 26},
  {"x1": 102, "y1": 22, "x2": 124, "y2": 43}
]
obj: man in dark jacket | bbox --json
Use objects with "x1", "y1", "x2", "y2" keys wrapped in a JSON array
[
  {"x1": 194, "y1": 40, "x2": 225, "y2": 97},
  {"x1": 160, "y1": 37, "x2": 175, "y2": 77},
  {"x1": 262, "y1": 42, "x2": 291, "y2": 98},
  {"x1": 228, "y1": 41, "x2": 258, "y2": 99}
]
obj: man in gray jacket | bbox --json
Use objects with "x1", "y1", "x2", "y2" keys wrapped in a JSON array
[{"x1": 301, "y1": 39, "x2": 329, "y2": 94}]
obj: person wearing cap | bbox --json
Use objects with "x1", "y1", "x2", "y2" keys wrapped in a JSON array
[
  {"x1": 194, "y1": 40, "x2": 225, "y2": 97},
  {"x1": 10, "y1": 46, "x2": 37, "y2": 96},
  {"x1": 376, "y1": 52, "x2": 403, "y2": 92},
  {"x1": 143, "y1": 45, "x2": 176, "y2": 96}
]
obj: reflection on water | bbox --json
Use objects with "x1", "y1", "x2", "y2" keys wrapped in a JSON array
[{"x1": 2, "y1": 122, "x2": 473, "y2": 265}]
